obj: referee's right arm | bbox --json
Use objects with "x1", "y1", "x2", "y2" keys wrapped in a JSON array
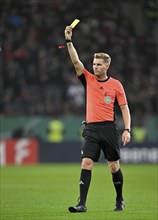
[{"x1": 65, "y1": 26, "x2": 84, "y2": 76}]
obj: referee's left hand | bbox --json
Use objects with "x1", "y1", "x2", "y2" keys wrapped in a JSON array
[{"x1": 122, "y1": 130, "x2": 131, "y2": 146}]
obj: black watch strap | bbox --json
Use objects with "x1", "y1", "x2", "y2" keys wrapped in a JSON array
[{"x1": 124, "y1": 128, "x2": 131, "y2": 133}]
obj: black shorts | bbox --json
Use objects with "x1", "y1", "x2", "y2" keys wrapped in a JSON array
[{"x1": 81, "y1": 121, "x2": 121, "y2": 162}]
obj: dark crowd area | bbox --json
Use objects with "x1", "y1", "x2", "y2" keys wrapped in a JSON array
[{"x1": 0, "y1": 0, "x2": 157, "y2": 124}]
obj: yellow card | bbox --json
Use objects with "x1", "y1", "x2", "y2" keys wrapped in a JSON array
[{"x1": 70, "y1": 19, "x2": 80, "y2": 28}]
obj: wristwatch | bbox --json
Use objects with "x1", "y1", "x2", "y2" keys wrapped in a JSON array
[{"x1": 124, "y1": 128, "x2": 131, "y2": 133}]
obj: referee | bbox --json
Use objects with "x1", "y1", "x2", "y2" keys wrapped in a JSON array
[{"x1": 65, "y1": 26, "x2": 131, "y2": 213}]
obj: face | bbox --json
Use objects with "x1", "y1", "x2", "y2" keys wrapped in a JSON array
[{"x1": 93, "y1": 58, "x2": 109, "y2": 77}]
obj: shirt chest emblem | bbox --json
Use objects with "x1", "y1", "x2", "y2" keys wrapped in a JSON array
[{"x1": 104, "y1": 96, "x2": 112, "y2": 104}]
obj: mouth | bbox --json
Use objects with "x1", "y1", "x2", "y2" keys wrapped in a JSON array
[{"x1": 94, "y1": 70, "x2": 99, "y2": 75}]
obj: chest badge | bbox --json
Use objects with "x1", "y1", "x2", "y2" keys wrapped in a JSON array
[{"x1": 104, "y1": 96, "x2": 112, "y2": 104}]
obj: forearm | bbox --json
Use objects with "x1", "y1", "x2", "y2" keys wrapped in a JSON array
[
  {"x1": 120, "y1": 105, "x2": 131, "y2": 129},
  {"x1": 120, "y1": 104, "x2": 131, "y2": 145},
  {"x1": 66, "y1": 41, "x2": 84, "y2": 75},
  {"x1": 66, "y1": 42, "x2": 80, "y2": 65}
]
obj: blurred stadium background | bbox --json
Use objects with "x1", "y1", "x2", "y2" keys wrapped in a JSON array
[{"x1": 0, "y1": 0, "x2": 158, "y2": 165}]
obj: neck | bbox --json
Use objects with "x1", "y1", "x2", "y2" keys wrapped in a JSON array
[{"x1": 96, "y1": 75, "x2": 108, "y2": 81}]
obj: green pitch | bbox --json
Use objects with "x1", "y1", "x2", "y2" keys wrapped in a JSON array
[{"x1": 1, "y1": 164, "x2": 157, "y2": 220}]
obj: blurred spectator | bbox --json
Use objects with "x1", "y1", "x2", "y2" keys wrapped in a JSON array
[
  {"x1": 144, "y1": 0, "x2": 157, "y2": 22},
  {"x1": 132, "y1": 125, "x2": 147, "y2": 143},
  {"x1": 66, "y1": 78, "x2": 85, "y2": 115},
  {"x1": 47, "y1": 117, "x2": 65, "y2": 143},
  {"x1": 1, "y1": 0, "x2": 157, "y2": 122},
  {"x1": 12, "y1": 126, "x2": 35, "y2": 138}
]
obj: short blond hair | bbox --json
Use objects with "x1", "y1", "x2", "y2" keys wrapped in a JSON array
[{"x1": 94, "y1": 52, "x2": 111, "y2": 64}]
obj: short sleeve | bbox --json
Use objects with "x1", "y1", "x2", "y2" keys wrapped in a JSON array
[
  {"x1": 116, "y1": 81, "x2": 127, "y2": 106},
  {"x1": 83, "y1": 69, "x2": 93, "y2": 79}
]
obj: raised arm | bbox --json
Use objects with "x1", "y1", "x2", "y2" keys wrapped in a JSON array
[{"x1": 64, "y1": 26, "x2": 84, "y2": 76}]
